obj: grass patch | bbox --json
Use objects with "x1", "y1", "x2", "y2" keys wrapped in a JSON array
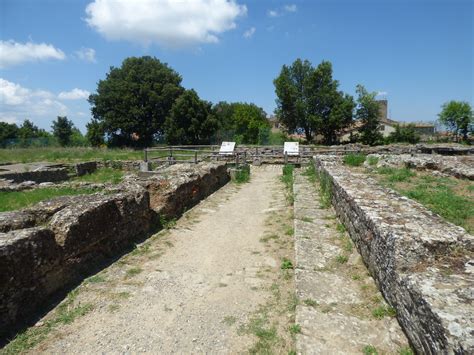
[
  {"x1": 232, "y1": 165, "x2": 250, "y2": 184},
  {"x1": 377, "y1": 167, "x2": 416, "y2": 182},
  {"x1": 281, "y1": 258, "x2": 294, "y2": 270},
  {"x1": 73, "y1": 168, "x2": 123, "y2": 184},
  {"x1": 0, "y1": 147, "x2": 143, "y2": 164},
  {"x1": 85, "y1": 274, "x2": 107, "y2": 284},
  {"x1": 343, "y1": 153, "x2": 366, "y2": 167},
  {"x1": 1, "y1": 290, "x2": 93, "y2": 354},
  {"x1": 362, "y1": 345, "x2": 379, "y2": 355},
  {"x1": 125, "y1": 267, "x2": 143, "y2": 278},
  {"x1": 0, "y1": 187, "x2": 97, "y2": 212},
  {"x1": 368, "y1": 167, "x2": 474, "y2": 232},
  {"x1": 288, "y1": 324, "x2": 301, "y2": 335},
  {"x1": 372, "y1": 305, "x2": 396, "y2": 319},
  {"x1": 318, "y1": 171, "x2": 332, "y2": 208},
  {"x1": 366, "y1": 156, "x2": 379, "y2": 166},
  {"x1": 336, "y1": 255, "x2": 348, "y2": 264},
  {"x1": 223, "y1": 316, "x2": 237, "y2": 326},
  {"x1": 303, "y1": 299, "x2": 318, "y2": 307},
  {"x1": 398, "y1": 346, "x2": 414, "y2": 355},
  {"x1": 302, "y1": 163, "x2": 317, "y2": 183},
  {"x1": 281, "y1": 164, "x2": 294, "y2": 205}
]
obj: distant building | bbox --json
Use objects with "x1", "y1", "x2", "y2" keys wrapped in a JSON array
[{"x1": 340, "y1": 100, "x2": 435, "y2": 142}]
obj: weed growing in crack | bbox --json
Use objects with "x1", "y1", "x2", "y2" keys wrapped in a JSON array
[
  {"x1": 398, "y1": 346, "x2": 415, "y2": 355},
  {"x1": 125, "y1": 267, "x2": 143, "y2": 278},
  {"x1": 222, "y1": 316, "x2": 237, "y2": 326},
  {"x1": 281, "y1": 258, "x2": 294, "y2": 270},
  {"x1": 303, "y1": 299, "x2": 318, "y2": 307},
  {"x1": 318, "y1": 171, "x2": 332, "y2": 209},
  {"x1": 281, "y1": 165, "x2": 294, "y2": 205},
  {"x1": 336, "y1": 255, "x2": 348, "y2": 264},
  {"x1": 288, "y1": 324, "x2": 301, "y2": 335},
  {"x1": 85, "y1": 274, "x2": 107, "y2": 284},
  {"x1": 363, "y1": 344, "x2": 379, "y2": 355},
  {"x1": 372, "y1": 305, "x2": 396, "y2": 319}
]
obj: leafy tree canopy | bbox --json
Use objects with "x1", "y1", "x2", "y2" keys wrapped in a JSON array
[
  {"x1": 231, "y1": 102, "x2": 269, "y2": 144},
  {"x1": 86, "y1": 119, "x2": 105, "y2": 147},
  {"x1": 355, "y1": 85, "x2": 382, "y2": 146},
  {"x1": 164, "y1": 89, "x2": 218, "y2": 145},
  {"x1": 274, "y1": 59, "x2": 354, "y2": 144},
  {"x1": 88, "y1": 56, "x2": 184, "y2": 147},
  {"x1": 0, "y1": 122, "x2": 19, "y2": 147},
  {"x1": 438, "y1": 100, "x2": 473, "y2": 141},
  {"x1": 387, "y1": 124, "x2": 420, "y2": 144},
  {"x1": 52, "y1": 116, "x2": 74, "y2": 146}
]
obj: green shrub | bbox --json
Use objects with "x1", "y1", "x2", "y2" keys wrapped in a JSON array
[
  {"x1": 366, "y1": 156, "x2": 379, "y2": 166},
  {"x1": 343, "y1": 153, "x2": 366, "y2": 166}
]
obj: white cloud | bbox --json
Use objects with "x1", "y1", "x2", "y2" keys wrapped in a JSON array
[
  {"x1": 0, "y1": 78, "x2": 68, "y2": 123},
  {"x1": 58, "y1": 88, "x2": 91, "y2": 100},
  {"x1": 268, "y1": 4, "x2": 297, "y2": 18},
  {"x1": 0, "y1": 115, "x2": 19, "y2": 125},
  {"x1": 243, "y1": 27, "x2": 256, "y2": 39},
  {"x1": 75, "y1": 47, "x2": 96, "y2": 63},
  {"x1": 85, "y1": 0, "x2": 247, "y2": 48},
  {"x1": 267, "y1": 10, "x2": 279, "y2": 17},
  {"x1": 0, "y1": 40, "x2": 65, "y2": 68},
  {"x1": 376, "y1": 91, "x2": 388, "y2": 96}
]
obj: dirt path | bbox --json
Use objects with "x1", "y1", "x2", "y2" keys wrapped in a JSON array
[{"x1": 24, "y1": 165, "x2": 295, "y2": 354}]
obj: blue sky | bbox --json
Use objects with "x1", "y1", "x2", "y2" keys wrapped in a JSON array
[{"x1": 1, "y1": 0, "x2": 472, "y2": 133}]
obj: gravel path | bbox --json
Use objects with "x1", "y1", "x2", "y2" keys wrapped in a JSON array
[{"x1": 29, "y1": 165, "x2": 294, "y2": 354}]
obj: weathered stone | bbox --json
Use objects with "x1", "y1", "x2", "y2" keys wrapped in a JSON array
[
  {"x1": 0, "y1": 162, "x2": 230, "y2": 338},
  {"x1": 74, "y1": 161, "x2": 97, "y2": 176},
  {"x1": 0, "y1": 228, "x2": 61, "y2": 334},
  {"x1": 49, "y1": 189, "x2": 151, "y2": 257},
  {"x1": 365, "y1": 153, "x2": 474, "y2": 180},
  {"x1": 314, "y1": 155, "x2": 474, "y2": 353}
]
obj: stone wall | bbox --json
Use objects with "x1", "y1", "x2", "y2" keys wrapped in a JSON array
[
  {"x1": 313, "y1": 155, "x2": 473, "y2": 354},
  {"x1": 364, "y1": 154, "x2": 474, "y2": 180},
  {"x1": 0, "y1": 167, "x2": 69, "y2": 183},
  {"x1": 0, "y1": 162, "x2": 229, "y2": 339}
]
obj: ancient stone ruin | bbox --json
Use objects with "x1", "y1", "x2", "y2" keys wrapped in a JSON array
[{"x1": 0, "y1": 143, "x2": 472, "y2": 353}]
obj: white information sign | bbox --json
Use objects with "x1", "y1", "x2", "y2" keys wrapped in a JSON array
[
  {"x1": 219, "y1": 141, "x2": 236, "y2": 155},
  {"x1": 284, "y1": 142, "x2": 299, "y2": 156}
]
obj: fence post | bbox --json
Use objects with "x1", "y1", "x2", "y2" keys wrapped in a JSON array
[
  {"x1": 194, "y1": 151, "x2": 198, "y2": 164},
  {"x1": 284, "y1": 152, "x2": 288, "y2": 164},
  {"x1": 236, "y1": 153, "x2": 240, "y2": 166},
  {"x1": 144, "y1": 149, "x2": 148, "y2": 162}
]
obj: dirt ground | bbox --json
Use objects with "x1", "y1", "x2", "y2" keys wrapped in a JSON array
[{"x1": 20, "y1": 165, "x2": 296, "y2": 354}]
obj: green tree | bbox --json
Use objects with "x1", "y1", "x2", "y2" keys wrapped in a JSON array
[
  {"x1": 274, "y1": 59, "x2": 354, "y2": 144},
  {"x1": 355, "y1": 85, "x2": 382, "y2": 146},
  {"x1": 18, "y1": 119, "x2": 40, "y2": 139},
  {"x1": 52, "y1": 116, "x2": 74, "y2": 146},
  {"x1": 86, "y1": 119, "x2": 105, "y2": 147},
  {"x1": 438, "y1": 101, "x2": 473, "y2": 141},
  {"x1": 231, "y1": 103, "x2": 269, "y2": 144},
  {"x1": 388, "y1": 124, "x2": 420, "y2": 144},
  {"x1": 0, "y1": 122, "x2": 19, "y2": 147},
  {"x1": 88, "y1": 56, "x2": 184, "y2": 147},
  {"x1": 274, "y1": 59, "x2": 314, "y2": 141},
  {"x1": 164, "y1": 89, "x2": 218, "y2": 144},
  {"x1": 213, "y1": 101, "x2": 236, "y2": 141},
  {"x1": 70, "y1": 128, "x2": 89, "y2": 146}
]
